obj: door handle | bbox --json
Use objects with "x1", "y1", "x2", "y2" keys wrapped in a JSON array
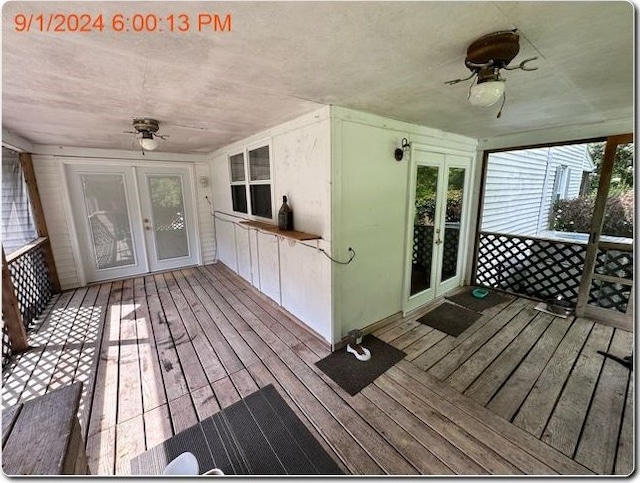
[
  {"x1": 435, "y1": 238, "x2": 442, "y2": 245},
  {"x1": 145, "y1": 226, "x2": 152, "y2": 231},
  {"x1": 143, "y1": 218, "x2": 150, "y2": 223}
]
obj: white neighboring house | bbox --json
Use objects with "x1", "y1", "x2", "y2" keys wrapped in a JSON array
[{"x1": 481, "y1": 143, "x2": 595, "y2": 238}]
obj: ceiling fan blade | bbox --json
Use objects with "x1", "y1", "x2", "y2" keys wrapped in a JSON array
[
  {"x1": 444, "y1": 71, "x2": 477, "y2": 86},
  {"x1": 503, "y1": 56, "x2": 539, "y2": 71}
]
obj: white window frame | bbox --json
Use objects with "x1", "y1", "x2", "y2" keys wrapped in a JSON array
[
  {"x1": 229, "y1": 151, "x2": 248, "y2": 215},
  {"x1": 552, "y1": 165, "x2": 570, "y2": 201},
  {"x1": 228, "y1": 141, "x2": 274, "y2": 221}
]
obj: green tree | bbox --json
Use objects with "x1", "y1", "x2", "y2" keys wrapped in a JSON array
[{"x1": 588, "y1": 142, "x2": 634, "y2": 195}]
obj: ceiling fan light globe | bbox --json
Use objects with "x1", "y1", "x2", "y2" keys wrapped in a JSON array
[
  {"x1": 139, "y1": 136, "x2": 159, "y2": 151},
  {"x1": 469, "y1": 80, "x2": 505, "y2": 107}
]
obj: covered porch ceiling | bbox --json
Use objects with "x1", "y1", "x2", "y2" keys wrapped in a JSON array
[{"x1": 2, "y1": 1, "x2": 634, "y2": 154}]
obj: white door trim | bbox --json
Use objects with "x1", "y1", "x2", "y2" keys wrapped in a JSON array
[
  {"x1": 402, "y1": 144, "x2": 473, "y2": 315},
  {"x1": 62, "y1": 158, "x2": 201, "y2": 284}
]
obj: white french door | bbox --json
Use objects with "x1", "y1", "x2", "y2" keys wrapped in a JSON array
[
  {"x1": 136, "y1": 166, "x2": 199, "y2": 273},
  {"x1": 65, "y1": 163, "x2": 199, "y2": 283},
  {"x1": 403, "y1": 147, "x2": 472, "y2": 314}
]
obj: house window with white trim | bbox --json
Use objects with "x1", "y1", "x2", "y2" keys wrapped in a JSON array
[
  {"x1": 229, "y1": 144, "x2": 272, "y2": 219},
  {"x1": 552, "y1": 165, "x2": 570, "y2": 201}
]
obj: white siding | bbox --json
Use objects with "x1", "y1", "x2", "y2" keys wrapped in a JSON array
[
  {"x1": 482, "y1": 147, "x2": 550, "y2": 236},
  {"x1": 32, "y1": 155, "x2": 80, "y2": 289},
  {"x1": 195, "y1": 162, "x2": 216, "y2": 264},
  {"x1": 482, "y1": 143, "x2": 591, "y2": 236}
]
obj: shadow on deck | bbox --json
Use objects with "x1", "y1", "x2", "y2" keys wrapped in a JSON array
[{"x1": 2, "y1": 264, "x2": 630, "y2": 475}]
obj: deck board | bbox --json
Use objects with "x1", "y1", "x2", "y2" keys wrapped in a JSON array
[
  {"x1": 132, "y1": 277, "x2": 167, "y2": 413},
  {"x1": 486, "y1": 314, "x2": 571, "y2": 421},
  {"x1": 464, "y1": 312, "x2": 554, "y2": 404},
  {"x1": 614, "y1": 376, "x2": 633, "y2": 476},
  {"x1": 573, "y1": 328, "x2": 632, "y2": 474},
  {"x1": 445, "y1": 303, "x2": 541, "y2": 393},
  {"x1": 511, "y1": 319, "x2": 594, "y2": 437},
  {"x1": 2, "y1": 292, "x2": 70, "y2": 407},
  {"x1": 2, "y1": 263, "x2": 630, "y2": 476},
  {"x1": 393, "y1": 361, "x2": 592, "y2": 475},
  {"x1": 540, "y1": 322, "x2": 614, "y2": 456},
  {"x1": 416, "y1": 297, "x2": 529, "y2": 375}
]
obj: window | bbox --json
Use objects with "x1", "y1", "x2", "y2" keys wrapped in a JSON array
[
  {"x1": 229, "y1": 144, "x2": 272, "y2": 219},
  {"x1": 229, "y1": 153, "x2": 247, "y2": 213},
  {"x1": 552, "y1": 165, "x2": 570, "y2": 201}
]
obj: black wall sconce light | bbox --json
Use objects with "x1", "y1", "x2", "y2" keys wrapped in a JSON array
[{"x1": 394, "y1": 138, "x2": 411, "y2": 161}]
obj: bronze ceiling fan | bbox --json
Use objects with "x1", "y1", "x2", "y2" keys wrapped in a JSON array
[
  {"x1": 445, "y1": 29, "x2": 538, "y2": 117},
  {"x1": 123, "y1": 118, "x2": 169, "y2": 153}
]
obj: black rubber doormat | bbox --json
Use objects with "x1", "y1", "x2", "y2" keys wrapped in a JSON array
[
  {"x1": 315, "y1": 335, "x2": 406, "y2": 396},
  {"x1": 416, "y1": 302, "x2": 482, "y2": 337},
  {"x1": 446, "y1": 288, "x2": 512, "y2": 313},
  {"x1": 131, "y1": 384, "x2": 344, "y2": 476}
]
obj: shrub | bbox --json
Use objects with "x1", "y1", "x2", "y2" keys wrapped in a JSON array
[
  {"x1": 551, "y1": 192, "x2": 633, "y2": 238},
  {"x1": 415, "y1": 189, "x2": 463, "y2": 224}
]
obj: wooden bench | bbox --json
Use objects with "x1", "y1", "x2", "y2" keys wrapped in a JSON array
[{"x1": 2, "y1": 382, "x2": 88, "y2": 475}]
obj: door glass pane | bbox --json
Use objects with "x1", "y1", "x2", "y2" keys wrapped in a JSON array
[
  {"x1": 411, "y1": 166, "x2": 438, "y2": 296},
  {"x1": 80, "y1": 174, "x2": 135, "y2": 269},
  {"x1": 441, "y1": 167, "x2": 466, "y2": 283},
  {"x1": 148, "y1": 175, "x2": 189, "y2": 260}
]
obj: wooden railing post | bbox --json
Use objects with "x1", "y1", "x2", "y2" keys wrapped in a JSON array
[
  {"x1": 2, "y1": 249, "x2": 29, "y2": 352},
  {"x1": 19, "y1": 153, "x2": 61, "y2": 292}
]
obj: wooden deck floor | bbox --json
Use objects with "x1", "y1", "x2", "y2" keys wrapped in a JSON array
[{"x1": 2, "y1": 263, "x2": 631, "y2": 475}]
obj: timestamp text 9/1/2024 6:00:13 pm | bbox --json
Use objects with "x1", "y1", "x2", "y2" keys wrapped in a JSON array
[{"x1": 13, "y1": 12, "x2": 232, "y2": 33}]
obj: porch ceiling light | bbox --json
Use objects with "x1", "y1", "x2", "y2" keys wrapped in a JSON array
[
  {"x1": 469, "y1": 79, "x2": 505, "y2": 107},
  {"x1": 139, "y1": 131, "x2": 159, "y2": 151}
]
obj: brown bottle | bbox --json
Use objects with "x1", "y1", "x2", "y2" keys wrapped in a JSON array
[{"x1": 278, "y1": 195, "x2": 293, "y2": 231}]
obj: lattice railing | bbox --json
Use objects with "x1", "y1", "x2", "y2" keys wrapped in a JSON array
[
  {"x1": 413, "y1": 225, "x2": 460, "y2": 281},
  {"x1": 6, "y1": 238, "x2": 53, "y2": 331},
  {"x1": 475, "y1": 232, "x2": 587, "y2": 303},
  {"x1": 475, "y1": 232, "x2": 634, "y2": 313},
  {"x1": 588, "y1": 247, "x2": 633, "y2": 312},
  {"x1": 2, "y1": 321, "x2": 12, "y2": 369}
]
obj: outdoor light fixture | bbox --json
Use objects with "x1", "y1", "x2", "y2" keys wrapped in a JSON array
[
  {"x1": 394, "y1": 138, "x2": 411, "y2": 161},
  {"x1": 445, "y1": 30, "x2": 538, "y2": 117}
]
